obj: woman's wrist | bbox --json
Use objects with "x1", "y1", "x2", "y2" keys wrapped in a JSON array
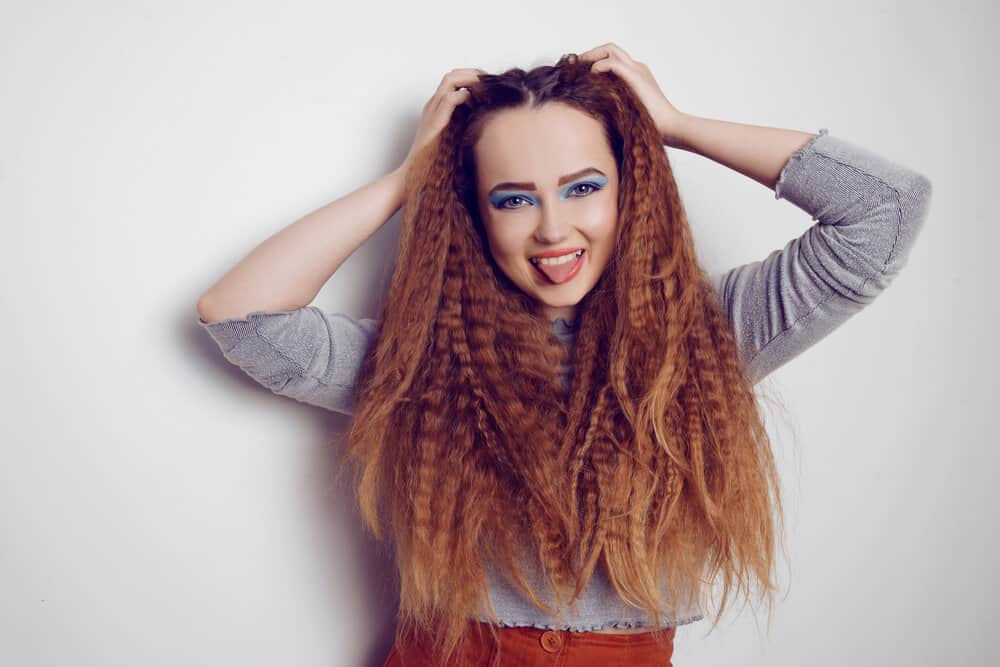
[
  {"x1": 388, "y1": 162, "x2": 410, "y2": 211},
  {"x1": 662, "y1": 111, "x2": 695, "y2": 151},
  {"x1": 662, "y1": 113, "x2": 820, "y2": 189}
]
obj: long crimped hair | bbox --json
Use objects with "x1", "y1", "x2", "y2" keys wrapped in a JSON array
[{"x1": 335, "y1": 53, "x2": 787, "y2": 667}]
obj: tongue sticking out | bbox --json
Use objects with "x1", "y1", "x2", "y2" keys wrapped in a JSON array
[{"x1": 534, "y1": 252, "x2": 582, "y2": 284}]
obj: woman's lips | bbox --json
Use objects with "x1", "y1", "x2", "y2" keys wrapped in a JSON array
[{"x1": 531, "y1": 249, "x2": 585, "y2": 285}]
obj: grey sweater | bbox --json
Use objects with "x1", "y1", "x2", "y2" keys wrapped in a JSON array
[{"x1": 197, "y1": 129, "x2": 933, "y2": 631}]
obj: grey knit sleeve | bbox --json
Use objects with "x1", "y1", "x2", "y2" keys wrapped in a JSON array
[
  {"x1": 197, "y1": 307, "x2": 377, "y2": 415},
  {"x1": 710, "y1": 128, "x2": 933, "y2": 385}
]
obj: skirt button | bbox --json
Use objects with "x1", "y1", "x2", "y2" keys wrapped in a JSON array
[{"x1": 540, "y1": 630, "x2": 564, "y2": 653}]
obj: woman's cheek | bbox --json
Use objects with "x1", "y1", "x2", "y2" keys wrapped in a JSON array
[
  {"x1": 485, "y1": 229, "x2": 528, "y2": 280},
  {"x1": 494, "y1": 229, "x2": 527, "y2": 264},
  {"x1": 578, "y1": 217, "x2": 615, "y2": 248}
]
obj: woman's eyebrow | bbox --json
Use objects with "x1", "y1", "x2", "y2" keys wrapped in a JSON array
[{"x1": 487, "y1": 167, "x2": 606, "y2": 195}]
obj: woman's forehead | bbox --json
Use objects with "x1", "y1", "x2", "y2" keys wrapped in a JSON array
[{"x1": 474, "y1": 106, "x2": 615, "y2": 189}]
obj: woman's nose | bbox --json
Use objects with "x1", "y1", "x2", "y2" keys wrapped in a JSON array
[{"x1": 534, "y1": 200, "x2": 571, "y2": 241}]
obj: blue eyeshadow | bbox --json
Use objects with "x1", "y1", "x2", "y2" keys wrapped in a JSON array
[{"x1": 489, "y1": 174, "x2": 608, "y2": 209}]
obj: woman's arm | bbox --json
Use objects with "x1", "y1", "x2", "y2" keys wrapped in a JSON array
[
  {"x1": 575, "y1": 44, "x2": 818, "y2": 190},
  {"x1": 197, "y1": 69, "x2": 484, "y2": 413},
  {"x1": 197, "y1": 68, "x2": 482, "y2": 324},
  {"x1": 197, "y1": 167, "x2": 407, "y2": 323},
  {"x1": 705, "y1": 129, "x2": 934, "y2": 384},
  {"x1": 199, "y1": 308, "x2": 378, "y2": 415},
  {"x1": 667, "y1": 113, "x2": 818, "y2": 191},
  {"x1": 663, "y1": 109, "x2": 936, "y2": 383}
]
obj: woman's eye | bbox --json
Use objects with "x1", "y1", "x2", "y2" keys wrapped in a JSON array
[
  {"x1": 497, "y1": 183, "x2": 600, "y2": 210},
  {"x1": 499, "y1": 195, "x2": 529, "y2": 210},
  {"x1": 571, "y1": 182, "x2": 599, "y2": 196}
]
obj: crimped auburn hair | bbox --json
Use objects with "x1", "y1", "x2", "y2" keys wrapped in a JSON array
[{"x1": 336, "y1": 53, "x2": 787, "y2": 667}]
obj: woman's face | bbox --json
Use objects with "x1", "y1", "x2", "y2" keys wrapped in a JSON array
[{"x1": 474, "y1": 102, "x2": 619, "y2": 323}]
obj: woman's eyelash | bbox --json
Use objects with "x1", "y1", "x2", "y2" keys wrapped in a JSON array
[
  {"x1": 498, "y1": 182, "x2": 601, "y2": 210},
  {"x1": 498, "y1": 196, "x2": 526, "y2": 210}
]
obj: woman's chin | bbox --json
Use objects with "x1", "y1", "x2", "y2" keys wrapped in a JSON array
[{"x1": 527, "y1": 282, "x2": 588, "y2": 312}]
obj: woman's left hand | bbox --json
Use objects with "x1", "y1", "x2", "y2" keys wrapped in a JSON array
[{"x1": 577, "y1": 43, "x2": 687, "y2": 148}]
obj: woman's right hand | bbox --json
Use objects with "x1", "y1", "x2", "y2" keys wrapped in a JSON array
[{"x1": 398, "y1": 68, "x2": 486, "y2": 179}]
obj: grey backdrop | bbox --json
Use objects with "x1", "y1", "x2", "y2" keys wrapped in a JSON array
[{"x1": 2, "y1": 0, "x2": 994, "y2": 665}]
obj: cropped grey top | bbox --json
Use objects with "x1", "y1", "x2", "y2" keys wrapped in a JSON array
[{"x1": 197, "y1": 129, "x2": 932, "y2": 631}]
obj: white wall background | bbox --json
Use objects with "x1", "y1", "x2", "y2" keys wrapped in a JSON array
[{"x1": 3, "y1": 0, "x2": 994, "y2": 665}]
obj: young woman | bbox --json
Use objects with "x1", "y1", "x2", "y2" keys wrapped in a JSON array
[{"x1": 197, "y1": 43, "x2": 932, "y2": 667}]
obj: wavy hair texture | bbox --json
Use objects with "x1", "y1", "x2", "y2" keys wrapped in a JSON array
[{"x1": 334, "y1": 53, "x2": 789, "y2": 666}]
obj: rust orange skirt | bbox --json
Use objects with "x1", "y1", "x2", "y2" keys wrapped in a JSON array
[{"x1": 381, "y1": 621, "x2": 677, "y2": 666}]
